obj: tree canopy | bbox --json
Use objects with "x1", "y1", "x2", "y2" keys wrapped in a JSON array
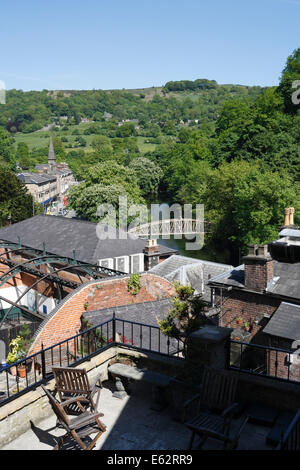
[{"x1": 0, "y1": 168, "x2": 41, "y2": 227}]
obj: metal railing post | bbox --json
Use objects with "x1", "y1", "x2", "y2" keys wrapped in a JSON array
[
  {"x1": 112, "y1": 312, "x2": 116, "y2": 344},
  {"x1": 41, "y1": 343, "x2": 47, "y2": 383},
  {"x1": 226, "y1": 338, "x2": 231, "y2": 369}
]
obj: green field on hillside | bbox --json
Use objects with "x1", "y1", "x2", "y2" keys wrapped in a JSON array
[{"x1": 13, "y1": 125, "x2": 158, "y2": 155}]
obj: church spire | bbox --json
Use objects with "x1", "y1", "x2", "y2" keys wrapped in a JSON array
[{"x1": 48, "y1": 135, "x2": 56, "y2": 173}]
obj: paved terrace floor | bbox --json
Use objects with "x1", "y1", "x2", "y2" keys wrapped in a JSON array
[{"x1": 2, "y1": 380, "x2": 273, "y2": 451}]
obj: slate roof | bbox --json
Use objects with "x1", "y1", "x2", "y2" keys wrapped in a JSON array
[
  {"x1": 263, "y1": 302, "x2": 300, "y2": 340},
  {"x1": 0, "y1": 215, "x2": 176, "y2": 266},
  {"x1": 85, "y1": 298, "x2": 181, "y2": 354},
  {"x1": 208, "y1": 261, "x2": 300, "y2": 302},
  {"x1": 149, "y1": 255, "x2": 233, "y2": 302},
  {"x1": 17, "y1": 173, "x2": 56, "y2": 185},
  {"x1": 278, "y1": 228, "x2": 300, "y2": 238}
]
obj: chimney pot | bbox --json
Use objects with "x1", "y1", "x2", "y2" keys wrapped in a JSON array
[
  {"x1": 284, "y1": 208, "x2": 290, "y2": 227},
  {"x1": 257, "y1": 245, "x2": 268, "y2": 257},
  {"x1": 289, "y1": 207, "x2": 295, "y2": 226},
  {"x1": 248, "y1": 244, "x2": 258, "y2": 256}
]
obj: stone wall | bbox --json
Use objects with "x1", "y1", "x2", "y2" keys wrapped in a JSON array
[
  {"x1": 0, "y1": 346, "x2": 185, "y2": 448},
  {"x1": 0, "y1": 346, "x2": 118, "y2": 448}
]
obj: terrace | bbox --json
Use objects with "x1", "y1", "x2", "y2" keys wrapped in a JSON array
[
  {"x1": 0, "y1": 318, "x2": 300, "y2": 451},
  {"x1": 2, "y1": 380, "x2": 272, "y2": 451}
]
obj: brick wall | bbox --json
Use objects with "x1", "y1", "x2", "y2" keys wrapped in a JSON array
[
  {"x1": 217, "y1": 287, "x2": 300, "y2": 381},
  {"x1": 216, "y1": 288, "x2": 280, "y2": 337},
  {"x1": 29, "y1": 273, "x2": 176, "y2": 353}
]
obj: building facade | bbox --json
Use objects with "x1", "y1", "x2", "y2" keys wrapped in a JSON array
[{"x1": 17, "y1": 136, "x2": 75, "y2": 211}]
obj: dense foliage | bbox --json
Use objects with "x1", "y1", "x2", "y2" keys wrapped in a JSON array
[
  {"x1": 0, "y1": 168, "x2": 41, "y2": 227},
  {"x1": 1, "y1": 49, "x2": 299, "y2": 254},
  {"x1": 157, "y1": 282, "x2": 207, "y2": 356}
]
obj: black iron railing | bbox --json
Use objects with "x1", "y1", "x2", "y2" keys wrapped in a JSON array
[
  {"x1": 277, "y1": 409, "x2": 300, "y2": 450},
  {"x1": 0, "y1": 315, "x2": 183, "y2": 407},
  {"x1": 229, "y1": 339, "x2": 300, "y2": 384}
]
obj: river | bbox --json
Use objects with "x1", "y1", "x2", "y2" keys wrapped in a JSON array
[{"x1": 158, "y1": 236, "x2": 238, "y2": 266}]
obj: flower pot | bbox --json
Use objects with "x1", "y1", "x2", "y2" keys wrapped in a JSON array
[
  {"x1": 17, "y1": 365, "x2": 27, "y2": 378},
  {"x1": 9, "y1": 365, "x2": 17, "y2": 376}
]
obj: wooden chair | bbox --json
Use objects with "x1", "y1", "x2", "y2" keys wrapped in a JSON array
[
  {"x1": 52, "y1": 366, "x2": 102, "y2": 415},
  {"x1": 41, "y1": 385, "x2": 106, "y2": 450},
  {"x1": 184, "y1": 366, "x2": 248, "y2": 450}
]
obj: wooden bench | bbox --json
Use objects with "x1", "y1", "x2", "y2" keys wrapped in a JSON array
[{"x1": 108, "y1": 363, "x2": 172, "y2": 411}]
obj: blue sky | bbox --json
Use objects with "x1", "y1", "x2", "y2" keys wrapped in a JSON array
[{"x1": 0, "y1": 0, "x2": 299, "y2": 91}]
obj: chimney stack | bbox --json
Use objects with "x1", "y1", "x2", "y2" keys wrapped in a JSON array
[
  {"x1": 144, "y1": 239, "x2": 160, "y2": 270},
  {"x1": 243, "y1": 244, "x2": 274, "y2": 293}
]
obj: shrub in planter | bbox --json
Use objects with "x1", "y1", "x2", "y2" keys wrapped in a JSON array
[{"x1": 6, "y1": 323, "x2": 32, "y2": 376}]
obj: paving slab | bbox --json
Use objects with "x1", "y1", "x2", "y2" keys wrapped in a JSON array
[{"x1": 1, "y1": 380, "x2": 274, "y2": 451}]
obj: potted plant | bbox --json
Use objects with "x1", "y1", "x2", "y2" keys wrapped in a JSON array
[
  {"x1": 236, "y1": 317, "x2": 243, "y2": 326},
  {"x1": 6, "y1": 323, "x2": 32, "y2": 377},
  {"x1": 16, "y1": 349, "x2": 27, "y2": 378},
  {"x1": 243, "y1": 322, "x2": 251, "y2": 332},
  {"x1": 6, "y1": 350, "x2": 18, "y2": 376}
]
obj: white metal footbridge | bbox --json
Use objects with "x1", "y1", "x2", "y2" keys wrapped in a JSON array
[{"x1": 128, "y1": 218, "x2": 209, "y2": 238}]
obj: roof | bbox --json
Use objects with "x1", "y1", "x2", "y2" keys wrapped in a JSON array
[
  {"x1": 0, "y1": 215, "x2": 176, "y2": 265},
  {"x1": 86, "y1": 298, "x2": 173, "y2": 326},
  {"x1": 209, "y1": 261, "x2": 300, "y2": 301},
  {"x1": 85, "y1": 298, "x2": 180, "y2": 354},
  {"x1": 278, "y1": 228, "x2": 300, "y2": 238},
  {"x1": 263, "y1": 302, "x2": 300, "y2": 340},
  {"x1": 149, "y1": 255, "x2": 233, "y2": 302},
  {"x1": 35, "y1": 164, "x2": 49, "y2": 170},
  {"x1": 17, "y1": 173, "x2": 56, "y2": 185}
]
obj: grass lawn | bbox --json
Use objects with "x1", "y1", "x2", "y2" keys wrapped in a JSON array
[
  {"x1": 13, "y1": 125, "x2": 158, "y2": 155},
  {"x1": 136, "y1": 136, "x2": 157, "y2": 153}
]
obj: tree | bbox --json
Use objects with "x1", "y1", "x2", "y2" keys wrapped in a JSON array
[
  {"x1": 129, "y1": 157, "x2": 163, "y2": 199},
  {"x1": 53, "y1": 136, "x2": 66, "y2": 162},
  {"x1": 157, "y1": 282, "x2": 207, "y2": 357},
  {"x1": 16, "y1": 142, "x2": 30, "y2": 168},
  {"x1": 203, "y1": 161, "x2": 300, "y2": 253},
  {"x1": 0, "y1": 128, "x2": 15, "y2": 168},
  {"x1": 278, "y1": 47, "x2": 300, "y2": 113},
  {"x1": 70, "y1": 183, "x2": 141, "y2": 225},
  {"x1": 116, "y1": 122, "x2": 137, "y2": 138},
  {"x1": 0, "y1": 168, "x2": 41, "y2": 227},
  {"x1": 83, "y1": 161, "x2": 144, "y2": 203},
  {"x1": 91, "y1": 135, "x2": 113, "y2": 160}
]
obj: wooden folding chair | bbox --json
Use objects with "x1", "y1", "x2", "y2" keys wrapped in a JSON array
[
  {"x1": 52, "y1": 366, "x2": 102, "y2": 415},
  {"x1": 42, "y1": 385, "x2": 106, "y2": 450},
  {"x1": 184, "y1": 366, "x2": 248, "y2": 450}
]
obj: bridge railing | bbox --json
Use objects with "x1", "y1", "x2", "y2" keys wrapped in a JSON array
[{"x1": 128, "y1": 218, "x2": 210, "y2": 237}]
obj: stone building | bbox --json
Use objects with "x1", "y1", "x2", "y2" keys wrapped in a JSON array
[
  {"x1": 35, "y1": 136, "x2": 74, "y2": 203},
  {"x1": 18, "y1": 137, "x2": 74, "y2": 210},
  {"x1": 17, "y1": 172, "x2": 58, "y2": 209}
]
